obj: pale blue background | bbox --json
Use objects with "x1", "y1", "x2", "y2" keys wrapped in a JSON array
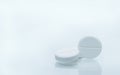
[{"x1": 0, "y1": 0, "x2": 120, "y2": 75}]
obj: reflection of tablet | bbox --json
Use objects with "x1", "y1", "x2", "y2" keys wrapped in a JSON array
[{"x1": 78, "y1": 59, "x2": 102, "y2": 75}]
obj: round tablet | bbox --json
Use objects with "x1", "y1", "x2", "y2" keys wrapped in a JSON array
[
  {"x1": 78, "y1": 36, "x2": 102, "y2": 58},
  {"x1": 55, "y1": 48, "x2": 80, "y2": 64}
]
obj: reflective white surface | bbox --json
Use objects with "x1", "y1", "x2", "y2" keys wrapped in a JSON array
[{"x1": 0, "y1": 0, "x2": 120, "y2": 75}]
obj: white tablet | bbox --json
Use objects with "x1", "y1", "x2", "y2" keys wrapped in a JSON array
[
  {"x1": 55, "y1": 48, "x2": 80, "y2": 64},
  {"x1": 78, "y1": 36, "x2": 102, "y2": 58}
]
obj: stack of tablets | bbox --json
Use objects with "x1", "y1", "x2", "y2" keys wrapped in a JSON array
[{"x1": 55, "y1": 36, "x2": 102, "y2": 64}]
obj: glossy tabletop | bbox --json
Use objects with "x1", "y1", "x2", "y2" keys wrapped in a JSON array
[{"x1": 0, "y1": 0, "x2": 120, "y2": 75}]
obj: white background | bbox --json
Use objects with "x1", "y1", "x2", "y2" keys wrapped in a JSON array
[{"x1": 0, "y1": 0, "x2": 120, "y2": 75}]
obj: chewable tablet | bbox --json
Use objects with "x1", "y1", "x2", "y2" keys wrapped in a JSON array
[
  {"x1": 78, "y1": 36, "x2": 102, "y2": 58},
  {"x1": 55, "y1": 48, "x2": 80, "y2": 64}
]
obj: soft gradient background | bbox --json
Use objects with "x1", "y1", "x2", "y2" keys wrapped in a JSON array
[{"x1": 0, "y1": 0, "x2": 120, "y2": 75}]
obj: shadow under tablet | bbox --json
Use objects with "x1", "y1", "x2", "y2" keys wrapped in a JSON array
[{"x1": 55, "y1": 59, "x2": 102, "y2": 75}]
